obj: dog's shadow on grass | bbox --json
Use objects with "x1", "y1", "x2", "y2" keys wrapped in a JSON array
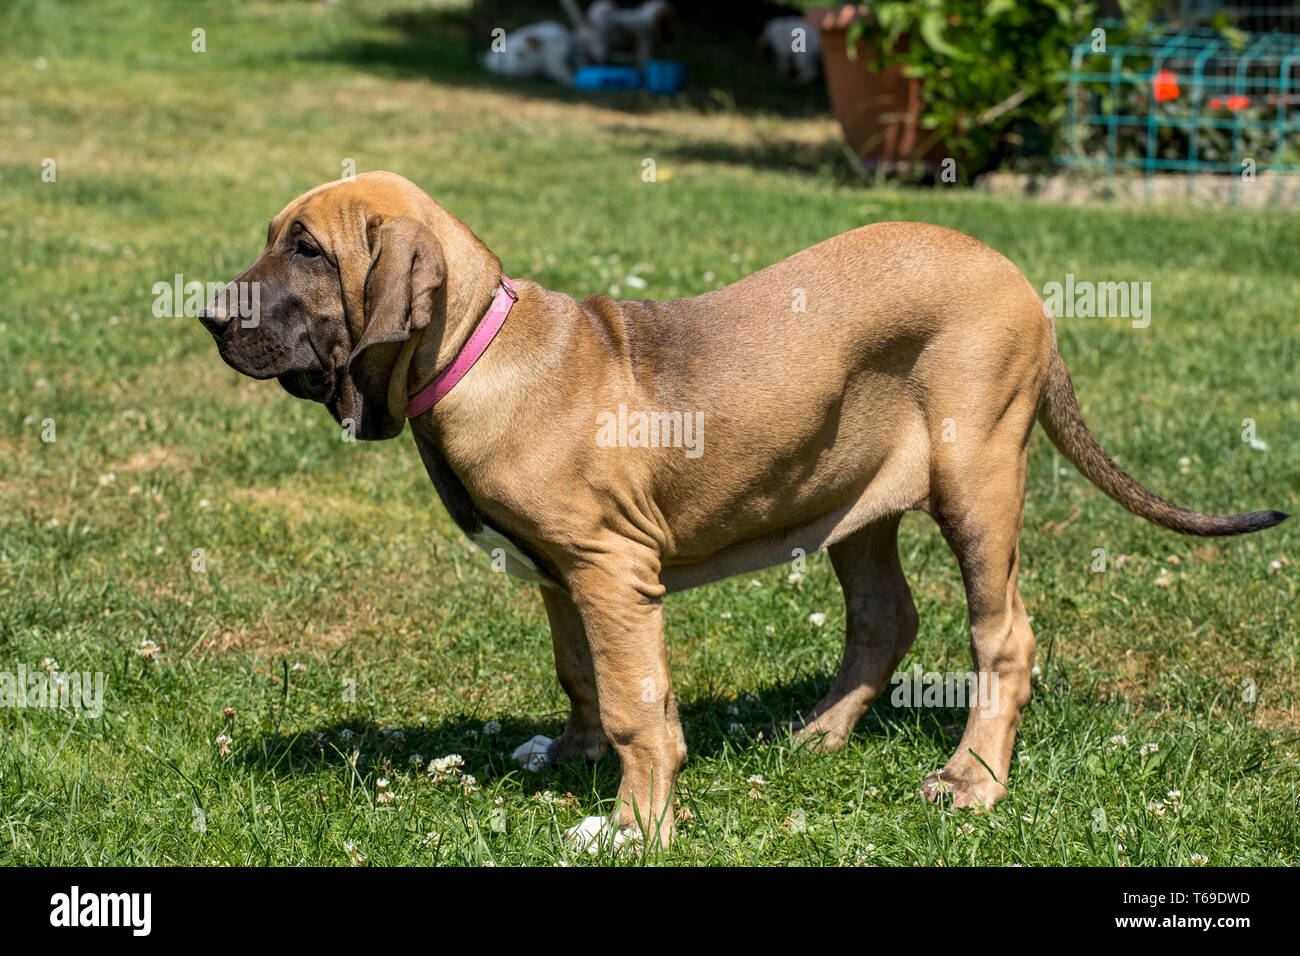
[
  {"x1": 678, "y1": 673, "x2": 966, "y2": 758},
  {"x1": 240, "y1": 712, "x2": 623, "y2": 801},
  {"x1": 239, "y1": 672, "x2": 964, "y2": 800}
]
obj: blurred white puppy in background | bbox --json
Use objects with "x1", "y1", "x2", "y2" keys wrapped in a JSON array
[
  {"x1": 759, "y1": 16, "x2": 821, "y2": 84},
  {"x1": 563, "y1": 0, "x2": 675, "y2": 67},
  {"x1": 482, "y1": 20, "x2": 577, "y2": 85}
]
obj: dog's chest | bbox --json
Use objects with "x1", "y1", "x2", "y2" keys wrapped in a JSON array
[
  {"x1": 468, "y1": 524, "x2": 556, "y2": 586},
  {"x1": 414, "y1": 434, "x2": 561, "y2": 588}
]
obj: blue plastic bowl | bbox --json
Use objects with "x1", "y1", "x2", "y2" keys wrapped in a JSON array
[
  {"x1": 574, "y1": 66, "x2": 642, "y2": 91},
  {"x1": 644, "y1": 59, "x2": 686, "y2": 95}
]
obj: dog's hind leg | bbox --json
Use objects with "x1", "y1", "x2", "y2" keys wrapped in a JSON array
[
  {"x1": 541, "y1": 586, "x2": 610, "y2": 764},
  {"x1": 922, "y1": 454, "x2": 1036, "y2": 809},
  {"x1": 786, "y1": 515, "x2": 919, "y2": 751}
]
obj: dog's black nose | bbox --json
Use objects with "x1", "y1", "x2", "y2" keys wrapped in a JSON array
[{"x1": 199, "y1": 307, "x2": 229, "y2": 335}]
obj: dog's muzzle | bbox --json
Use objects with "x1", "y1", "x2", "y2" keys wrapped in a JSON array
[{"x1": 278, "y1": 367, "x2": 337, "y2": 404}]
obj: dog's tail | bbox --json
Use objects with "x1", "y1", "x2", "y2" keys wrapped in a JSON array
[{"x1": 1037, "y1": 346, "x2": 1288, "y2": 536}]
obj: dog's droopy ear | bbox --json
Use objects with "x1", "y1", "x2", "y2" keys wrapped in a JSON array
[
  {"x1": 347, "y1": 216, "x2": 445, "y2": 408},
  {"x1": 353, "y1": 216, "x2": 445, "y2": 362}
]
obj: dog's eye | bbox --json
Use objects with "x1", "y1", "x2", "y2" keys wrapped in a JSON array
[{"x1": 296, "y1": 239, "x2": 322, "y2": 259}]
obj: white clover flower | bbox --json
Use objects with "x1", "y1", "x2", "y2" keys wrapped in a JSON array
[
  {"x1": 428, "y1": 754, "x2": 464, "y2": 775},
  {"x1": 809, "y1": 612, "x2": 827, "y2": 627}
]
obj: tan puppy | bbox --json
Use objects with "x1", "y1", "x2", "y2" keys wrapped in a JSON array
[{"x1": 199, "y1": 171, "x2": 1286, "y2": 848}]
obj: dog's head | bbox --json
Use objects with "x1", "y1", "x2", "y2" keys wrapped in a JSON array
[
  {"x1": 199, "y1": 171, "x2": 501, "y2": 440},
  {"x1": 482, "y1": 31, "x2": 547, "y2": 77}
]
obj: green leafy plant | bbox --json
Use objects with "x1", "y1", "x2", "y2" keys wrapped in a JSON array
[{"x1": 848, "y1": 0, "x2": 1097, "y2": 178}]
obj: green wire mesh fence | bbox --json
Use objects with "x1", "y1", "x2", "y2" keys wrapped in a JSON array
[{"x1": 1060, "y1": 22, "x2": 1300, "y2": 200}]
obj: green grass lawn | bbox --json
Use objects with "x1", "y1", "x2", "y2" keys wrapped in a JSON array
[{"x1": 1, "y1": 0, "x2": 1297, "y2": 866}]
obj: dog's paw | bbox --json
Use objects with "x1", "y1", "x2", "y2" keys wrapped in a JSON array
[
  {"x1": 920, "y1": 769, "x2": 1004, "y2": 809},
  {"x1": 920, "y1": 770, "x2": 955, "y2": 805},
  {"x1": 757, "y1": 718, "x2": 849, "y2": 753},
  {"x1": 512, "y1": 734, "x2": 558, "y2": 772},
  {"x1": 553, "y1": 726, "x2": 610, "y2": 764},
  {"x1": 564, "y1": 815, "x2": 642, "y2": 856}
]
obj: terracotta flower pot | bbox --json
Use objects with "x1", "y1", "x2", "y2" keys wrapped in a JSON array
[{"x1": 806, "y1": 6, "x2": 942, "y2": 169}]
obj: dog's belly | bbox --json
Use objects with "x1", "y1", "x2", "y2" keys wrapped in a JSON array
[
  {"x1": 645, "y1": 351, "x2": 934, "y2": 592},
  {"x1": 657, "y1": 440, "x2": 929, "y2": 593}
]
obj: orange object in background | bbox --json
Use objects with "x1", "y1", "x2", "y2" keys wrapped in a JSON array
[
  {"x1": 1209, "y1": 94, "x2": 1251, "y2": 110},
  {"x1": 1152, "y1": 69, "x2": 1180, "y2": 101},
  {"x1": 1228, "y1": 94, "x2": 1251, "y2": 110}
]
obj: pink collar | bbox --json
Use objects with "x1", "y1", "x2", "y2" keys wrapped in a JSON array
[{"x1": 405, "y1": 276, "x2": 517, "y2": 418}]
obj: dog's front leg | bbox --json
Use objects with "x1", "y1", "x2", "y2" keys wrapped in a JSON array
[
  {"x1": 562, "y1": 548, "x2": 684, "y2": 850},
  {"x1": 540, "y1": 586, "x2": 610, "y2": 764}
]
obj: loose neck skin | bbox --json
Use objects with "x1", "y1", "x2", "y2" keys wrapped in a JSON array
[
  {"x1": 388, "y1": 203, "x2": 503, "y2": 422},
  {"x1": 400, "y1": 276, "x2": 497, "y2": 404},
  {"x1": 407, "y1": 280, "x2": 583, "y2": 476}
]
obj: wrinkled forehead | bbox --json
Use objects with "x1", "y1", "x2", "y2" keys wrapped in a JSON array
[
  {"x1": 266, "y1": 175, "x2": 431, "y2": 247},
  {"x1": 265, "y1": 183, "x2": 348, "y2": 248}
]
